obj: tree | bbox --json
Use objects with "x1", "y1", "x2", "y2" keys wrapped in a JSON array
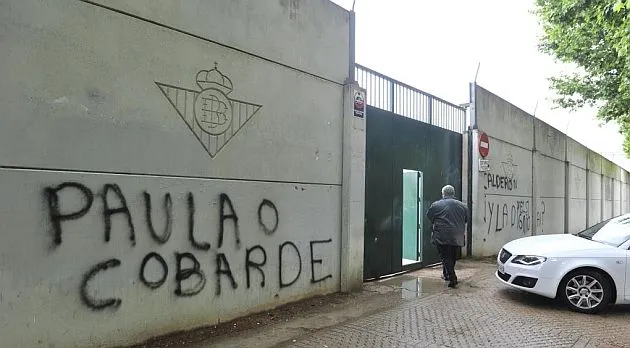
[{"x1": 534, "y1": 0, "x2": 630, "y2": 155}]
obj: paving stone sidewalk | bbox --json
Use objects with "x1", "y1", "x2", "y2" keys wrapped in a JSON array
[{"x1": 280, "y1": 268, "x2": 630, "y2": 348}]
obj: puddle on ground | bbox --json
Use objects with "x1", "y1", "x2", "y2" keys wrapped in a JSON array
[{"x1": 376, "y1": 275, "x2": 446, "y2": 299}]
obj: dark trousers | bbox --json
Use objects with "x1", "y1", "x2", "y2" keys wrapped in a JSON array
[{"x1": 436, "y1": 244, "x2": 458, "y2": 282}]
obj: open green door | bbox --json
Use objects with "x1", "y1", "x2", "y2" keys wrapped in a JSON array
[
  {"x1": 402, "y1": 170, "x2": 423, "y2": 264},
  {"x1": 417, "y1": 171, "x2": 423, "y2": 263}
]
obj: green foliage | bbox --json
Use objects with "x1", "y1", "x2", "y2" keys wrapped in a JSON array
[{"x1": 535, "y1": 0, "x2": 630, "y2": 155}]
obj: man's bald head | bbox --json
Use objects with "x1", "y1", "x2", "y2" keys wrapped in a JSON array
[{"x1": 442, "y1": 185, "x2": 455, "y2": 198}]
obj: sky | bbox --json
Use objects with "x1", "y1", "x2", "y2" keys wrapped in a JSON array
[{"x1": 330, "y1": 0, "x2": 630, "y2": 170}]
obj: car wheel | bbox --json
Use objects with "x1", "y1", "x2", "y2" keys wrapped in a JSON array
[{"x1": 559, "y1": 269, "x2": 611, "y2": 314}]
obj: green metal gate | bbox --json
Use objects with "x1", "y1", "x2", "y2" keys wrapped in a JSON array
[{"x1": 357, "y1": 65, "x2": 466, "y2": 280}]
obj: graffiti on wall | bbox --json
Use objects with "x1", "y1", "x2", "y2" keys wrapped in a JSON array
[
  {"x1": 483, "y1": 198, "x2": 547, "y2": 235},
  {"x1": 480, "y1": 150, "x2": 549, "y2": 235},
  {"x1": 43, "y1": 182, "x2": 334, "y2": 311},
  {"x1": 482, "y1": 154, "x2": 519, "y2": 191},
  {"x1": 480, "y1": 152, "x2": 544, "y2": 236},
  {"x1": 484, "y1": 197, "x2": 532, "y2": 234},
  {"x1": 536, "y1": 200, "x2": 546, "y2": 234}
]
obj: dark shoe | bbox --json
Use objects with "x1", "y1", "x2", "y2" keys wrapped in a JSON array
[{"x1": 447, "y1": 280, "x2": 458, "y2": 288}]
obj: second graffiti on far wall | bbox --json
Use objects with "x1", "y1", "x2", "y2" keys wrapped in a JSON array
[
  {"x1": 484, "y1": 198, "x2": 531, "y2": 234},
  {"x1": 483, "y1": 198, "x2": 546, "y2": 235}
]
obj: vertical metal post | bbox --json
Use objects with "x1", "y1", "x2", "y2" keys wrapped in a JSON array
[
  {"x1": 348, "y1": 11, "x2": 356, "y2": 83},
  {"x1": 462, "y1": 109, "x2": 466, "y2": 133},
  {"x1": 470, "y1": 83, "x2": 478, "y2": 129},
  {"x1": 390, "y1": 81, "x2": 395, "y2": 113},
  {"x1": 466, "y1": 83, "x2": 476, "y2": 257},
  {"x1": 428, "y1": 97, "x2": 433, "y2": 125}
]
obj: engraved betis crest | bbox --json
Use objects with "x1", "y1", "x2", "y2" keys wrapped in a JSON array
[{"x1": 156, "y1": 63, "x2": 262, "y2": 158}]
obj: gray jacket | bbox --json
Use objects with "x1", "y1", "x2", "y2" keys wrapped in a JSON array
[{"x1": 426, "y1": 197, "x2": 468, "y2": 247}]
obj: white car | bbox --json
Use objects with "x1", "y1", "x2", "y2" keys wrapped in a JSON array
[{"x1": 496, "y1": 214, "x2": 630, "y2": 314}]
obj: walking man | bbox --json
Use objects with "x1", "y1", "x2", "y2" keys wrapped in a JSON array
[{"x1": 426, "y1": 185, "x2": 468, "y2": 288}]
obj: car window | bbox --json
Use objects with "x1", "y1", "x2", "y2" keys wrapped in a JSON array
[
  {"x1": 577, "y1": 215, "x2": 630, "y2": 246},
  {"x1": 577, "y1": 218, "x2": 611, "y2": 238}
]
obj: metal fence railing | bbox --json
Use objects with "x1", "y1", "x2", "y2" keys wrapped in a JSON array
[{"x1": 355, "y1": 64, "x2": 467, "y2": 133}]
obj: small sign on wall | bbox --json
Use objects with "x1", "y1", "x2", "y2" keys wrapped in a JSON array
[
  {"x1": 353, "y1": 90, "x2": 366, "y2": 118},
  {"x1": 479, "y1": 159, "x2": 490, "y2": 172}
]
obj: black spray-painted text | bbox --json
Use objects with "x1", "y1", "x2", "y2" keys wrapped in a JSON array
[{"x1": 44, "y1": 182, "x2": 334, "y2": 311}]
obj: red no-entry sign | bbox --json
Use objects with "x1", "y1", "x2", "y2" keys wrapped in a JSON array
[{"x1": 479, "y1": 131, "x2": 489, "y2": 158}]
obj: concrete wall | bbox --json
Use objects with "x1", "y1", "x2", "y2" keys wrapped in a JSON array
[
  {"x1": 0, "y1": 1, "x2": 361, "y2": 347},
  {"x1": 470, "y1": 84, "x2": 630, "y2": 256},
  {"x1": 471, "y1": 85, "x2": 534, "y2": 255}
]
